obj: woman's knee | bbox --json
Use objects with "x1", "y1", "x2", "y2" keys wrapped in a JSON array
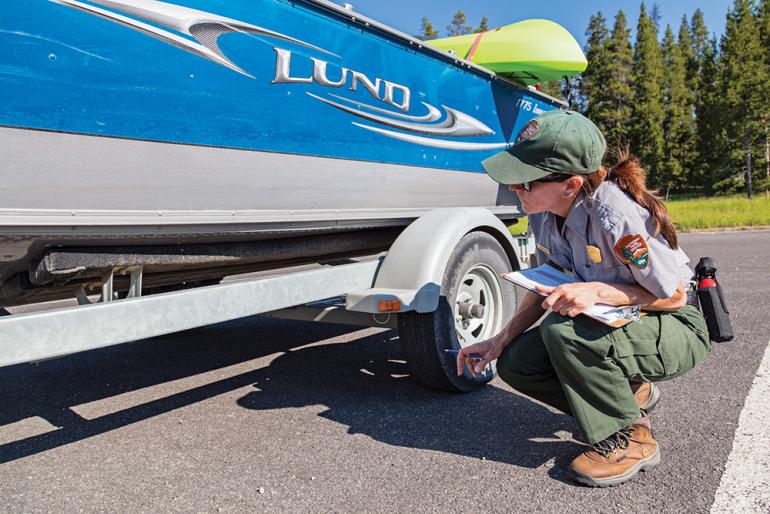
[
  {"x1": 496, "y1": 364, "x2": 542, "y2": 393},
  {"x1": 495, "y1": 334, "x2": 553, "y2": 391},
  {"x1": 495, "y1": 343, "x2": 526, "y2": 388}
]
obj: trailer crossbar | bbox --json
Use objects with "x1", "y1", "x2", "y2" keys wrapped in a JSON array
[{"x1": 0, "y1": 259, "x2": 382, "y2": 367}]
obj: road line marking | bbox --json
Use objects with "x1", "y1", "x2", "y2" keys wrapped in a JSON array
[{"x1": 711, "y1": 338, "x2": 770, "y2": 513}]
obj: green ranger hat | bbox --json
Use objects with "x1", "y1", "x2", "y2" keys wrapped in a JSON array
[{"x1": 482, "y1": 109, "x2": 606, "y2": 185}]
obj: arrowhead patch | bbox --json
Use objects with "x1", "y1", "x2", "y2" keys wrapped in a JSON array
[
  {"x1": 515, "y1": 119, "x2": 539, "y2": 144},
  {"x1": 614, "y1": 234, "x2": 649, "y2": 269}
]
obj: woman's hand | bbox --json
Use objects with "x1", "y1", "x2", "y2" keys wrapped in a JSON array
[
  {"x1": 535, "y1": 282, "x2": 601, "y2": 317},
  {"x1": 455, "y1": 338, "x2": 506, "y2": 378}
]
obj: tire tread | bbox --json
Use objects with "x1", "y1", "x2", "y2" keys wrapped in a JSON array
[{"x1": 398, "y1": 231, "x2": 516, "y2": 392}]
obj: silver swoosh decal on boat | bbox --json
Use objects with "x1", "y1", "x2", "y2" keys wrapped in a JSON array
[
  {"x1": 50, "y1": 0, "x2": 335, "y2": 77},
  {"x1": 352, "y1": 123, "x2": 509, "y2": 151},
  {"x1": 308, "y1": 93, "x2": 495, "y2": 137},
  {"x1": 325, "y1": 94, "x2": 443, "y2": 123},
  {"x1": 52, "y1": 0, "x2": 506, "y2": 151}
]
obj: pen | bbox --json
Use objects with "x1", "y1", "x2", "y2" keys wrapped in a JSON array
[{"x1": 444, "y1": 348, "x2": 485, "y2": 360}]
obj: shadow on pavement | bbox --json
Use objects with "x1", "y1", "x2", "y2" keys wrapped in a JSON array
[
  {"x1": 236, "y1": 329, "x2": 582, "y2": 475},
  {"x1": 0, "y1": 316, "x2": 582, "y2": 477},
  {"x1": 0, "y1": 316, "x2": 355, "y2": 463}
]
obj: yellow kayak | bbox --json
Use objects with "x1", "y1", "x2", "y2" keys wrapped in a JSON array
[{"x1": 428, "y1": 19, "x2": 587, "y2": 85}]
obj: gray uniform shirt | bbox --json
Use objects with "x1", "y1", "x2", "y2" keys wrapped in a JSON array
[{"x1": 528, "y1": 181, "x2": 693, "y2": 298}]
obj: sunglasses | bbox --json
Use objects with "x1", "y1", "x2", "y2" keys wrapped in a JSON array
[{"x1": 520, "y1": 173, "x2": 572, "y2": 192}]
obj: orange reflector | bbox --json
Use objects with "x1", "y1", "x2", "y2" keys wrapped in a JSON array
[{"x1": 378, "y1": 299, "x2": 401, "y2": 312}]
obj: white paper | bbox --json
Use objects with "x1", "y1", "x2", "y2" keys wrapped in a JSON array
[{"x1": 502, "y1": 264, "x2": 641, "y2": 326}]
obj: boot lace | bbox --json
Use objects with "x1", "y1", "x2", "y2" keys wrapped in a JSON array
[{"x1": 590, "y1": 426, "x2": 635, "y2": 457}]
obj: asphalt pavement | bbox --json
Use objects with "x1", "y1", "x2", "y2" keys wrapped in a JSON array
[{"x1": 1, "y1": 229, "x2": 769, "y2": 513}]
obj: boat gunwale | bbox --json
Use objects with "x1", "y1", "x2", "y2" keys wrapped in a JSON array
[{"x1": 299, "y1": 0, "x2": 567, "y2": 107}]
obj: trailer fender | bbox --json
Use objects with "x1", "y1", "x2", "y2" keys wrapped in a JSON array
[{"x1": 346, "y1": 208, "x2": 525, "y2": 313}]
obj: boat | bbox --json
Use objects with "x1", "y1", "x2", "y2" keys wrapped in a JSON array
[{"x1": 0, "y1": 0, "x2": 576, "y2": 306}]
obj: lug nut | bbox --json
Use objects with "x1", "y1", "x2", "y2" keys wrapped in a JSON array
[{"x1": 458, "y1": 302, "x2": 485, "y2": 319}]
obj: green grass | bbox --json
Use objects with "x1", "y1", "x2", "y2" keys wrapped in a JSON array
[
  {"x1": 666, "y1": 195, "x2": 770, "y2": 231},
  {"x1": 507, "y1": 217, "x2": 528, "y2": 236},
  {"x1": 506, "y1": 195, "x2": 770, "y2": 235}
]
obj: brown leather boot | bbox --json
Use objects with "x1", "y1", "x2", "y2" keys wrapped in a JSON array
[
  {"x1": 568, "y1": 423, "x2": 660, "y2": 487},
  {"x1": 631, "y1": 382, "x2": 661, "y2": 412}
]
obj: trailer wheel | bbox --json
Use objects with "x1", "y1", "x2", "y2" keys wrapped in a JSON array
[{"x1": 398, "y1": 231, "x2": 517, "y2": 392}]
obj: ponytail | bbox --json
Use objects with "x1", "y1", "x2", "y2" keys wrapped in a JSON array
[{"x1": 582, "y1": 148, "x2": 679, "y2": 249}]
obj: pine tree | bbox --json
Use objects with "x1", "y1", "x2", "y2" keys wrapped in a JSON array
[
  {"x1": 580, "y1": 12, "x2": 610, "y2": 119},
  {"x1": 694, "y1": 37, "x2": 725, "y2": 193},
  {"x1": 758, "y1": 0, "x2": 770, "y2": 57},
  {"x1": 447, "y1": 11, "x2": 472, "y2": 37},
  {"x1": 650, "y1": 3, "x2": 662, "y2": 31},
  {"x1": 419, "y1": 16, "x2": 439, "y2": 40},
  {"x1": 675, "y1": 16, "x2": 699, "y2": 189},
  {"x1": 662, "y1": 25, "x2": 692, "y2": 196},
  {"x1": 718, "y1": 0, "x2": 768, "y2": 197},
  {"x1": 474, "y1": 16, "x2": 489, "y2": 33},
  {"x1": 688, "y1": 10, "x2": 715, "y2": 157},
  {"x1": 690, "y1": 12, "x2": 723, "y2": 192},
  {"x1": 689, "y1": 9, "x2": 712, "y2": 102},
  {"x1": 756, "y1": 0, "x2": 770, "y2": 191},
  {"x1": 601, "y1": 10, "x2": 635, "y2": 147},
  {"x1": 678, "y1": 15, "x2": 695, "y2": 92},
  {"x1": 630, "y1": 2, "x2": 666, "y2": 187}
]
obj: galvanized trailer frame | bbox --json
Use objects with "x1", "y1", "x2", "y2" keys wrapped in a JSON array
[{"x1": 0, "y1": 208, "x2": 533, "y2": 370}]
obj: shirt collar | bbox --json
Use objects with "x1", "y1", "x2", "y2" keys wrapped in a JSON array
[{"x1": 563, "y1": 190, "x2": 589, "y2": 241}]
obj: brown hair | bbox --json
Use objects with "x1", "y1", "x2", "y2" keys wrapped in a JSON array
[{"x1": 581, "y1": 148, "x2": 678, "y2": 249}]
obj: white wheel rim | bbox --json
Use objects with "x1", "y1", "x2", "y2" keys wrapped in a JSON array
[{"x1": 453, "y1": 264, "x2": 504, "y2": 348}]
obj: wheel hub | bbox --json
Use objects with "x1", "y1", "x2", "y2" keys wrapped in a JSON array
[
  {"x1": 457, "y1": 300, "x2": 485, "y2": 319},
  {"x1": 453, "y1": 264, "x2": 504, "y2": 347}
]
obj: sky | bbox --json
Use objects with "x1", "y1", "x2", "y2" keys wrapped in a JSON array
[{"x1": 340, "y1": 1, "x2": 736, "y2": 45}]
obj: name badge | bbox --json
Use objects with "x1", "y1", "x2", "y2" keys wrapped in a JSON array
[{"x1": 536, "y1": 243, "x2": 551, "y2": 255}]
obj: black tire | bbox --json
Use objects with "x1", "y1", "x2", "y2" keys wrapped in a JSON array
[{"x1": 398, "y1": 231, "x2": 517, "y2": 392}]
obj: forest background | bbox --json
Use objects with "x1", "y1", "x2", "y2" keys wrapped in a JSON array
[{"x1": 419, "y1": 0, "x2": 770, "y2": 200}]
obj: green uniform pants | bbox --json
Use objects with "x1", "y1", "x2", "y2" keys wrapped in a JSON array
[{"x1": 496, "y1": 305, "x2": 711, "y2": 444}]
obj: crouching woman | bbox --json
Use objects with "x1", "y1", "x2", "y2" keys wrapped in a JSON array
[{"x1": 457, "y1": 110, "x2": 711, "y2": 487}]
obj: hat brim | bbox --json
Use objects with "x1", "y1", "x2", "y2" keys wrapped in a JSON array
[{"x1": 482, "y1": 150, "x2": 551, "y2": 185}]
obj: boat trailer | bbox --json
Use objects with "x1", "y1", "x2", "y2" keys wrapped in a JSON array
[{"x1": 0, "y1": 208, "x2": 533, "y2": 392}]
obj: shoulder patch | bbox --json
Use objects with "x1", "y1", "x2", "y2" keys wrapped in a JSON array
[{"x1": 614, "y1": 234, "x2": 649, "y2": 269}]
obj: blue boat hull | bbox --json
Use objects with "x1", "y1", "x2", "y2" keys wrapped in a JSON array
[
  {"x1": 2, "y1": 0, "x2": 558, "y2": 170},
  {"x1": 0, "y1": 0, "x2": 561, "y2": 304}
]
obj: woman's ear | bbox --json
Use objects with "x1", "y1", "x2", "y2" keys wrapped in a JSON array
[{"x1": 564, "y1": 176, "x2": 583, "y2": 196}]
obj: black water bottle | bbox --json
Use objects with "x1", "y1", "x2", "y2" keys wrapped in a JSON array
[{"x1": 694, "y1": 257, "x2": 734, "y2": 342}]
